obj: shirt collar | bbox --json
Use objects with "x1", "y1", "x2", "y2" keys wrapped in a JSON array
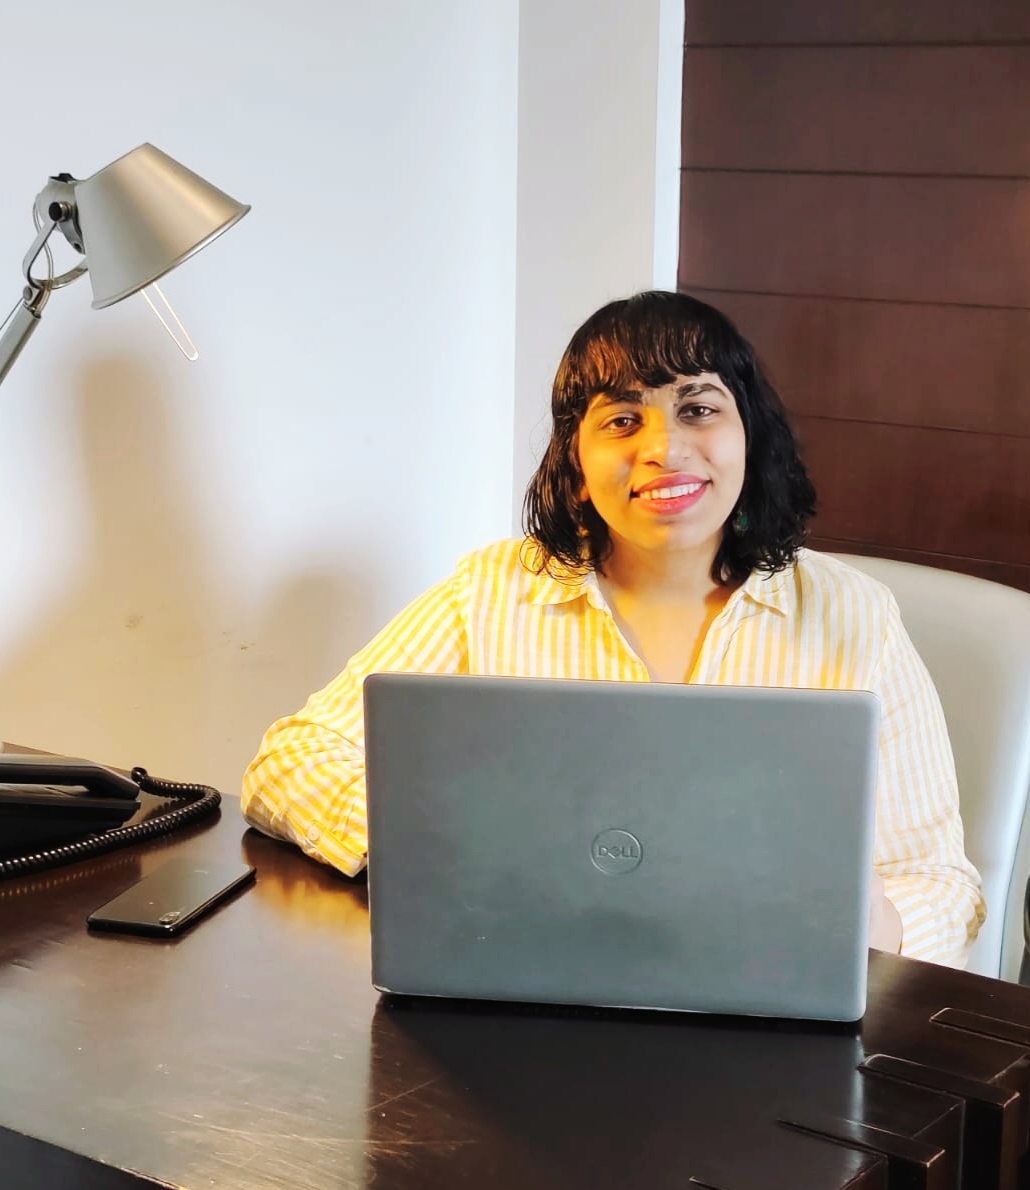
[
  {"x1": 736, "y1": 561, "x2": 795, "y2": 615},
  {"x1": 521, "y1": 541, "x2": 603, "y2": 608},
  {"x1": 521, "y1": 538, "x2": 796, "y2": 615}
]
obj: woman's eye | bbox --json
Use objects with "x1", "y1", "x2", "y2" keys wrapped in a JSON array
[
  {"x1": 679, "y1": 403, "x2": 716, "y2": 420},
  {"x1": 603, "y1": 413, "x2": 639, "y2": 431}
]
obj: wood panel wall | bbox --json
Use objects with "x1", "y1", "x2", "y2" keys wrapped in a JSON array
[{"x1": 678, "y1": 1, "x2": 1030, "y2": 590}]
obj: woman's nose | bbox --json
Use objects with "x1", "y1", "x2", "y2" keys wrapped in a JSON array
[{"x1": 639, "y1": 413, "x2": 688, "y2": 465}]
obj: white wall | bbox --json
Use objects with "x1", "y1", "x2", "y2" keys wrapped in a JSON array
[
  {"x1": 512, "y1": 0, "x2": 683, "y2": 520},
  {"x1": 0, "y1": 0, "x2": 519, "y2": 789},
  {"x1": 0, "y1": 0, "x2": 680, "y2": 794}
]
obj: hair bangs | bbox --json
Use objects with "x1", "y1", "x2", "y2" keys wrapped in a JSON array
[{"x1": 555, "y1": 292, "x2": 748, "y2": 419}]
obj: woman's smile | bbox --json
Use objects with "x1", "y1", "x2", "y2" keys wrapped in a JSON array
[{"x1": 632, "y1": 473, "x2": 709, "y2": 515}]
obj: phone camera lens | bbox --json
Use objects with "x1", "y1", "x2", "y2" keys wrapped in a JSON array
[{"x1": 159, "y1": 910, "x2": 183, "y2": 925}]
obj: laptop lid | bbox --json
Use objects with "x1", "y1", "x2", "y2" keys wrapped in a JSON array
[{"x1": 364, "y1": 674, "x2": 879, "y2": 1022}]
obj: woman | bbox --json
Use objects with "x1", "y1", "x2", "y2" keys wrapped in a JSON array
[{"x1": 242, "y1": 291, "x2": 985, "y2": 966}]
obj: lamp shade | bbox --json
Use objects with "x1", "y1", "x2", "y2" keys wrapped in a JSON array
[{"x1": 73, "y1": 143, "x2": 250, "y2": 309}]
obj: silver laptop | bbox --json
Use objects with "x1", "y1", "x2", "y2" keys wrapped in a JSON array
[{"x1": 364, "y1": 674, "x2": 879, "y2": 1022}]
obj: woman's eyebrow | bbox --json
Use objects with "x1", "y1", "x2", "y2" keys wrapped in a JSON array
[
  {"x1": 589, "y1": 380, "x2": 727, "y2": 410},
  {"x1": 590, "y1": 388, "x2": 644, "y2": 409},
  {"x1": 676, "y1": 380, "x2": 724, "y2": 399}
]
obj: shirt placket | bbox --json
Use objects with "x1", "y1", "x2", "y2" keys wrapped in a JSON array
[
  {"x1": 583, "y1": 584, "x2": 649, "y2": 682},
  {"x1": 689, "y1": 590, "x2": 763, "y2": 684}
]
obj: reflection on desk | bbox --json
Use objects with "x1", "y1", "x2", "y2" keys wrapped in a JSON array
[{"x1": 1, "y1": 812, "x2": 1030, "y2": 1190}]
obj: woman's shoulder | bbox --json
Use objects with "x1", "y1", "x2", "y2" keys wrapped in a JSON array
[
  {"x1": 452, "y1": 537, "x2": 550, "y2": 586},
  {"x1": 453, "y1": 537, "x2": 584, "y2": 601},
  {"x1": 456, "y1": 536, "x2": 538, "y2": 573},
  {"x1": 790, "y1": 548, "x2": 897, "y2": 610}
]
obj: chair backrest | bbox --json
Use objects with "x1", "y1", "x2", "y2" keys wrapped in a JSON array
[{"x1": 832, "y1": 554, "x2": 1030, "y2": 979}]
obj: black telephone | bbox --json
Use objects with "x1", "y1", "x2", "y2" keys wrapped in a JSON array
[
  {"x1": 0, "y1": 754, "x2": 141, "y2": 857},
  {"x1": 0, "y1": 753, "x2": 222, "y2": 880}
]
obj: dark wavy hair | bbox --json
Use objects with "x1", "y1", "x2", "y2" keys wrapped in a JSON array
[{"x1": 522, "y1": 290, "x2": 816, "y2": 585}]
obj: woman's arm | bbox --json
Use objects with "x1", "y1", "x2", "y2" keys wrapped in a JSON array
[
  {"x1": 873, "y1": 595, "x2": 986, "y2": 965},
  {"x1": 241, "y1": 569, "x2": 470, "y2": 874},
  {"x1": 868, "y1": 870, "x2": 902, "y2": 953}
]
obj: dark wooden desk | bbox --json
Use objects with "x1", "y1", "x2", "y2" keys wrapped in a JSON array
[{"x1": 3, "y1": 806, "x2": 1030, "y2": 1190}]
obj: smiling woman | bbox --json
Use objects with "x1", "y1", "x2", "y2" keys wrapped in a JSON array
[
  {"x1": 241, "y1": 290, "x2": 985, "y2": 970},
  {"x1": 523, "y1": 292, "x2": 814, "y2": 686}
]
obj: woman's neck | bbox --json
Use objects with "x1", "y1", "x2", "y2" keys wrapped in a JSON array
[
  {"x1": 598, "y1": 539, "x2": 724, "y2": 606},
  {"x1": 595, "y1": 539, "x2": 740, "y2": 682}
]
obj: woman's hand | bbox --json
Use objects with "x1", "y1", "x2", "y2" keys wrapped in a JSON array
[{"x1": 869, "y1": 870, "x2": 903, "y2": 953}]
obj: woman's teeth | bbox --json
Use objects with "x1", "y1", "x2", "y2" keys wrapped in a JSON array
[{"x1": 637, "y1": 482, "x2": 702, "y2": 501}]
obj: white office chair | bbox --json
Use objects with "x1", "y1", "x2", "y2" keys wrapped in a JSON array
[{"x1": 832, "y1": 553, "x2": 1030, "y2": 981}]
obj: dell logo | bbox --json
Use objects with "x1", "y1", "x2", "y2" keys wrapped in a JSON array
[
  {"x1": 595, "y1": 843, "x2": 638, "y2": 859},
  {"x1": 590, "y1": 829, "x2": 643, "y2": 875}
]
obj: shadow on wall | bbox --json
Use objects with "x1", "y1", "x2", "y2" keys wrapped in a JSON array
[
  {"x1": 0, "y1": 354, "x2": 219, "y2": 775},
  {"x1": 0, "y1": 353, "x2": 381, "y2": 796}
]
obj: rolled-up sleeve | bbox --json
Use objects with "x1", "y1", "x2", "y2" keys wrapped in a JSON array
[
  {"x1": 873, "y1": 594, "x2": 986, "y2": 966},
  {"x1": 241, "y1": 568, "x2": 469, "y2": 875}
]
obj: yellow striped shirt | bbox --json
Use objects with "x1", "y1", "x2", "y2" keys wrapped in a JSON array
[{"x1": 241, "y1": 538, "x2": 985, "y2": 966}]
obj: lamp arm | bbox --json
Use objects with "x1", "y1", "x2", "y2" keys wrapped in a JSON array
[
  {"x1": 0, "y1": 207, "x2": 88, "y2": 389},
  {"x1": 0, "y1": 291, "x2": 45, "y2": 387}
]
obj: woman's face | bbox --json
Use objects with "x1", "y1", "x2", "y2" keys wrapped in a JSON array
[{"x1": 576, "y1": 372, "x2": 746, "y2": 566}]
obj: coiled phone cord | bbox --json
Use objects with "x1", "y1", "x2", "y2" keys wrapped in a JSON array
[{"x1": 0, "y1": 770, "x2": 221, "y2": 881}]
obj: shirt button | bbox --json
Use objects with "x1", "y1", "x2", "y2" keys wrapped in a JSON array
[{"x1": 306, "y1": 826, "x2": 320, "y2": 843}]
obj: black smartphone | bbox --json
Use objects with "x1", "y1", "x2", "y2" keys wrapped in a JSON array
[{"x1": 86, "y1": 856, "x2": 256, "y2": 937}]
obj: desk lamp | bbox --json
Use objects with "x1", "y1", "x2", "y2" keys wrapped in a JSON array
[
  {"x1": 0, "y1": 142, "x2": 249, "y2": 384},
  {"x1": 0, "y1": 143, "x2": 249, "y2": 878}
]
